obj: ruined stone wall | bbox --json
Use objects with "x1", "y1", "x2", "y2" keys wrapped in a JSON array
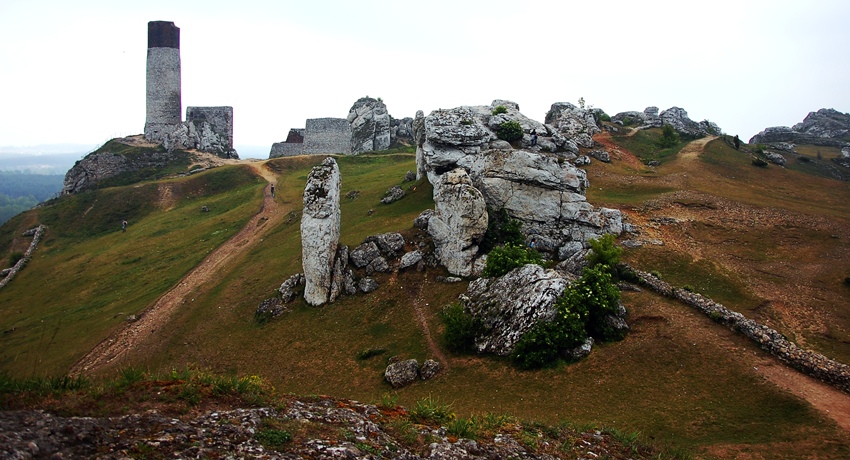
[
  {"x1": 269, "y1": 142, "x2": 304, "y2": 158},
  {"x1": 631, "y1": 265, "x2": 850, "y2": 393},
  {"x1": 303, "y1": 118, "x2": 351, "y2": 155},
  {"x1": 144, "y1": 21, "x2": 182, "y2": 143},
  {"x1": 187, "y1": 106, "x2": 233, "y2": 149}
]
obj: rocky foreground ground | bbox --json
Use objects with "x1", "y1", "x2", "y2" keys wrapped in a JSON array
[{"x1": 1, "y1": 395, "x2": 659, "y2": 459}]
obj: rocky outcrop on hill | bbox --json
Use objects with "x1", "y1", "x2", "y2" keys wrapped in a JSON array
[
  {"x1": 749, "y1": 108, "x2": 850, "y2": 147},
  {"x1": 301, "y1": 157, "x2": 347, "y2": 306},
  {"x1": 414, "y1": 100, "x2": 624, "y2": 276},
  {"x1": 0, "y1": 225, "x2": 46, "y2": 290},
  {"x1": 62, "y1": 145, "x2": 171, "y2": 195},
  {"x1": 391, "y1": 117, "x2": 414, "y2": 146},
  {"x1": 348, "y1": 97, "x2": 392, "y2": 154},
  {"x1": 611, "y1": 106, "x2": 720, "y2": 137},
  {"x1": 461, "y1": 264, "x2": 571, "y2": 356}
]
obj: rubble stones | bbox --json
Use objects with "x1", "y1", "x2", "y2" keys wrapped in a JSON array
[
  {"x1": 278, "y1": 273, "x2": 305, "y2": 303},
  {"x1": 358, "y1": 277, "x2": 379, "y2": 293},
  {"x1": 381, "y1": 185, "x2": 405, "y2": 204},
  {"x1": 400, "y1": 250, "x2": 423, "y2": 270},
  {"x1": 420, "y1": 359, "x2": 441, "y2": 380}
]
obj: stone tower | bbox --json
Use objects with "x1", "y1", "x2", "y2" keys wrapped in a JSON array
[{"x1": 144, "y1": 21, "x2": 181, "y2": 142}]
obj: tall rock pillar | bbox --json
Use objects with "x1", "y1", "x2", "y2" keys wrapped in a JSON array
[
  {"x1": 144, "y1": 21, "x2": 182, "y2": 142},
  {"x1": 301, "y1": 158, "x2": 342, "y2": 306}
]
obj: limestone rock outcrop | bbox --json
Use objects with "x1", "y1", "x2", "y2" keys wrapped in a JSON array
[
  {"x1": 348, "y1": 97, "x2": 391, "y2": 154},
  {"x1": 611, "y1": 106, "x2": 720, "y2": 137},
  {"x1": 749, "y1": 108, "x2": 850, "y2": 147},
  {"x1": 63, "y1": 141, "x2": 173, "y2": 195},
  {"x1": 427, "y1": 168, "x2": 488, "y2": 277},
  {"x1": 461, "y1": 264, "x2": 571, "y2": 356},
  {"x1": 301, "y1": 158, "x2": 346, "y2": 306},
  {"x1": 413, "y1": 100, "x2": 624, "y2": 276},
  {"x1": 163, "y1": 118, "x2": 238, "y2": 159},
  {"x1": 545, "y1": 102, "x2": 601, "y2": 149}
]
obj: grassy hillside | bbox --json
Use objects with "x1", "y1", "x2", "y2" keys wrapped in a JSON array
[
  {"x1": 2, "y1": 147, "x2": 850, "y2": 458},
  {"x1": 0, "y1": 165, "x2": 265, "y2": 375}
]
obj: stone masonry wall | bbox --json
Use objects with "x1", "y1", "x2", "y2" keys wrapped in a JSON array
[
  {"x1": 303, "y1": 118, "x2": 351, "y2": 155},
  {"x1": 629, "y1": 265, "x2": 850, "y2": 393},
  {"x1": 144, "y1": 21, "x2": 182, "y2": 143}
]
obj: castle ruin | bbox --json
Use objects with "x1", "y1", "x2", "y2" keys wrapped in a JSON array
[
  {"x1": 270, "y1": 118, "x2": 351, "y2": 157},
  {"x1": 143, "y1": 21, "x2": 237, "y2": 159}
]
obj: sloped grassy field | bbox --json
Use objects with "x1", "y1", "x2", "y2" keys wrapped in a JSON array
[{"x1": 2, "y1": 148, "x2": 850, "y2": 458}]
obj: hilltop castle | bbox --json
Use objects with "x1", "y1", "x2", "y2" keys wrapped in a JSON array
[{"x1": 144, "y1": 21, "x2": 237, "y2": 159}]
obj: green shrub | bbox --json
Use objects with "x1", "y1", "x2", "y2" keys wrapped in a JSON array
[
  {"x1": 492, "y1": 105, "x2": 508, "y2": 115},
  {"x1": 496, "y1": 121, "x2": 524, "y2": 142},
  {"x1": 482, "y1": 243, "x2": 542, "y2": 278},
  {"x1": 446, "y1": 417, "x2": 478, "y2": 439},
  {"x1": 574, "y1": 265, "x2": 623, "y2": 342},
  {"x1": 598, "y1": 113, "x2": 611, "y2": 122},
  {"x1": 481, "y1": 208, "x2": 524, "y2": 252},
  {"x1": 844, "y1": 276, "x2": 850, "y2": 286},
  {"x1": 657, "y1": 124, "x2": 680, "y2": 148},
  {"x1": 586, "y1": 234, "x2": 622, "y2": 273},
  {"x1": 441, "y1": 303, "x2": 482, "y2": 354}
]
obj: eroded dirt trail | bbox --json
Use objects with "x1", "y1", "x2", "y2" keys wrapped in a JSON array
[{"x1": 70, "y1": 162, "x2": 283, "y2": 376}]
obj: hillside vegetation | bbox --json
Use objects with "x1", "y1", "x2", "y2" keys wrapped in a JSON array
[{"x1": 2, "y1": 140, "x2": 850, "y2": 458}]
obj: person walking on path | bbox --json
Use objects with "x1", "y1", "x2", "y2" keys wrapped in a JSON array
[
  {"x1": 121, "y1": 220, "x2": 128, "y2": 232},
  {"x1": 270, "y1": 184, "x2": 275, "y2": 197}
]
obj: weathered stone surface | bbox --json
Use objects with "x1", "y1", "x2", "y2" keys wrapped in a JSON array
[
  {"x1": 564, "y1": 337, "x2": 594, "y2": 361},
  {"x1": 399, "y1": 250, "x2": 423, "y2": 270},
  {"x1": 0, "y1": 225, "x2": 46, "y2": 289},
  {"x1": 545, "y1": 102, "x2": 600, "y2": 148},
  {"x1": 366, "y1": 256, "x2": 390, "y2": 274},
  {"x1": 365, "y1": 233, "x2": 406, "y2": 257},
  {"x1": 350, "y1": 241, "x2": 382, "y2": 268},
  {"x1": 574, "y1": 155, "x2": 591, "y2": 166},
  {"x1": 427, "y1": 168, "x2": 488, "y2": 277},
  {"x1": 462, "y1": 264, "x2": 571, "y2": 356},
  {"x1": 420, "y1": 359, "x2": 441, "y2": 380},
  {"x1": 391, "y1": 117, "x2": 414, "y2": 147},
  {"x1": 385, "y1": 359, "x2": 419, "y2": 388},
  {"x1": 348, "y1": 97, "x2": 391, "y2": 154},
  {"x1": 414, "y1": 209, "x2": 433, "y2": 230},
  {"x1": 403, "y1": 170, "x2": 416, "y2": 182},
  {"x1": 381, "y1": 185, "x2": 405, "y2": 204},
  {"x1": 358, "y1": 277, "x2": 379, "y2": 293},
  {"x1": 589, "y1": 150, "x2": 611, "y2": 163},
  {"x1": 278, "y1": 273, "x2": 305, "y2": 303},
  {"x1": 301, "y1": 157, "x2": 342, "y2": 306},
  {"x1": 63, "y1": 149, "x2": 170, "y2": 195},
  {"x1": 614, "y1": 106, "x2": 720, "y2": 137},
  {"x1": 766, "y1": 152, "x2": 787, "y2": 166}
]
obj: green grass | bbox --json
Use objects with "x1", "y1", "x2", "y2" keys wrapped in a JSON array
[{"x1": 610, "y1": 128, "x2": 692, "y2": 165}]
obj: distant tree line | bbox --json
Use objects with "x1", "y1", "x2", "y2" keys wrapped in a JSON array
[{"x1": 0, "y1": 171, "x2": 64, "y2": 225}]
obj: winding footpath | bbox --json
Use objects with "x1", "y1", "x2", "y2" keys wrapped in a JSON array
[{"x1": 70, "y1": 162, "x2": 283, "y2": 376}]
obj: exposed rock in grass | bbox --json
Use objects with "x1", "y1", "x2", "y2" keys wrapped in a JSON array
[
  {"x1": 381, "y1": 185, "x2": 405, "y2": 204},
  {"x1": 385, "y1": 359, "x2": 419, "y2": 388}
]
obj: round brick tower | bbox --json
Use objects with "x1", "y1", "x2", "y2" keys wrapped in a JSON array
[{"x1": 144, "y1": 21, "x2": 181, "y2": 142}]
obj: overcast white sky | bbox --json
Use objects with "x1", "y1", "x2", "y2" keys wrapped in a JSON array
[{"x1": 1, "y1": 0, "x2": 848, "y2": 157}]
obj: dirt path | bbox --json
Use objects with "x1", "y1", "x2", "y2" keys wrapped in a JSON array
[
  {"x1": 70, "y1": 162, "x2": 282, "y2": 376},
  {"x1": 410, "y1": 278, "x2": 448, "y2": 369},
  {"x1": 676, "y1": 135, "x2": 717, "y2": 163}
]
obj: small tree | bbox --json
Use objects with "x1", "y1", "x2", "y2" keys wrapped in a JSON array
[
  {"x1": 492, "y1": 105, "x2": 508, "y2": 115},
  {"x1": 658, "y1": 124, "x2": 680, "y2": 148},
  {"x1": 441, "y1": 303, "x2": 482, "y2": 353},
  {"x1": 587, "y1": 234, "x2": 622, "y2": 272}
]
